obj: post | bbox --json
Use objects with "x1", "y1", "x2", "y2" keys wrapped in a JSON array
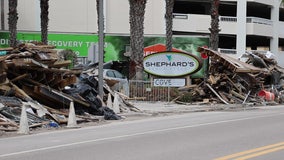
[
  {"x1": 98, "y1": 0, "x2": 104, "y2": 98},
  {"x1": 168, "y1": 86, "x2": 170, "y2": 103}
]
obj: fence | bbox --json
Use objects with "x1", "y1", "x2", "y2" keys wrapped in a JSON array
[{"x1": 129, "y1": 80, "x2": 178, "y2": 102}]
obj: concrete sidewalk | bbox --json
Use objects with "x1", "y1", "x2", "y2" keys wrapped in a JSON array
[
  {"x1": 129, "y1": 101, "x2": 248, "y2": 114},
  {"x1": 118, "y1": 101, "x2": 281, "y2": 120}
]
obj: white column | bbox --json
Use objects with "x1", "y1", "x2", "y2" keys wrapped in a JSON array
[
  {"x1": 36, "y1": 0, "x2": 41, "y2": 31},
  {"x1": 236, "y1": 0, "x2": 247, "y2": 56},
  {"x1": 270, "y1": 0, "x2": 280, "y2": 54}
]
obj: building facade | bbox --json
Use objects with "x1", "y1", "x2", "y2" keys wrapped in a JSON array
[
  {"x1": 173, "y1": 0, "x2": 284, "y2": 66},
  {"x1": 0, "y1": 0, "x2": 284, "y2": 66}
]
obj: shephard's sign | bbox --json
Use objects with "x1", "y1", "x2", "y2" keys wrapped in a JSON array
[{"x1": 143, "y1": 51, "x2": 202, "y2": 77}]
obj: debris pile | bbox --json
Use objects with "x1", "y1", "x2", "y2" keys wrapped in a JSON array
[
  {"x1": 0, "y1": 43, "x2": 137, "y2": 132},
  {"x1": 176, "y1": 47, "x2": 284, "y2": 105}
]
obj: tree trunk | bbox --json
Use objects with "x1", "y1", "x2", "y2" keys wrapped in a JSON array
[
  {"x1": 1, "y1": 0, "x2": 5, "y2": 30},
  {"x1": 209, "y1": 0, "x2": 220, "y2": 51},
  {"x1": 165, "y1": 0, "x2": 174, "y2": 51},
  {"x1": 96, "y1": 0, "x2": 105, "y2": 98},
  {"x1": 8, "y1": 0, "x2": 18, "y2": 48},
  {"x1": 40, "y1": 0, "x2": 49, "y2": 44},
  {"x1": 129, "y1": 0, "x2": 147, "y2": 80}
]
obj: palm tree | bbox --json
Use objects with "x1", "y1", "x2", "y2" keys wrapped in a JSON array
[
  {"x1": 209, "y1": 0, "x2": 220, "y2": 51},
  {"x1": 40, "y1": 0, "x2": 49, "y2": 44},
  {"x1": 96, "y1": 0, "x2": 105, "y2": 98},
  {"x1": 1, "y1": 0, "x2": 5, "y2": 30},
  {"x1": 128, "y1": 0, "x2": 147, "y2": 80},
  {"x1": 8, "y1": 0, "x2": 18, "y2": 48},
  {"x1": 165, "y1": 0, "x2": 174, "y2": 51}
]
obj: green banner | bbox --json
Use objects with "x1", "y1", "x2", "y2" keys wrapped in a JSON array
[
  {"x1": 0, "y1": 32, "x2": 209, "y2": 77},
  {"x1": 0, "y1": 32, "x2": 98, "y2": 57}
]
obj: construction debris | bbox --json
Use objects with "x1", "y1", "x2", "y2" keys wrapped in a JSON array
[
  {"x1": 1, "y1": 42, "x2": 284, "y2": 133},
  {"x1": 175, "y1": 47, "x2": 284, "y2": 105},
  {"x1": 0, "y1": 43, "x2": 138, "y2": 132}
]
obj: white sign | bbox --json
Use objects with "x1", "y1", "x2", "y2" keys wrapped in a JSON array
[
  {"x1": 143, "y1": 51, "x2": 202, "y2": 77},
  {"x1": 153, "y1": 78, "x2": 185, "y2": 87}
]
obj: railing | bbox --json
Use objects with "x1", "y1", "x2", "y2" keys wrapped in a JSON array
[
  {"x1": 173, "y1": 14, "x2": 188, "y2": 19},
  {"x1": 174, "y1": 14, "x2": 273, "y2": 26},
  {"x1": 221, "y1": 16, "x2": 272, "y2": 26},
  {"x1": 129, "y1": 80, "x2": 175, "y2": 102},
  {"x1": 220, "y1": 16, "x2": 237, "y2": 22},
  {"x1": 218, "y1": 48, "x2": 237, "y2": 54},
  {"x1": 218, "y1": 48, "x2": 269, "y2": 55},
  {"x1": 246, "y1": 17, "x2": 272, "y2": 26}
]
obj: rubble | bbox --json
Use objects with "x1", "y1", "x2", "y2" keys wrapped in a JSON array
[
  {"x1": 1, "y1": 43, "x2": 284, "y2": 133},
  {"x1": 175, "y1": 47, "x2": 284, "y2": 105},
  {"x1": 0, "y1": 43, "x2": 138, "y2": 132}
]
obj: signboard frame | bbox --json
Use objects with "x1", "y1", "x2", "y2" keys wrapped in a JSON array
[{"x1": 143, "y1": 51, "x2": 202, "y2": 77}]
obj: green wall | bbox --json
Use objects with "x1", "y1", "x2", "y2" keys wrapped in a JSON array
[{"x1": 0, "y1": 32, "x2": 209, "y2": 77}]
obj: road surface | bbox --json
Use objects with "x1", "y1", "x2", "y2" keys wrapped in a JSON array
[{"x1": 1, "y1": 105, "x2": 284, "y2": 160}]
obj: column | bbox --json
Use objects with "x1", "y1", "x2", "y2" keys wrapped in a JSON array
[
  {"x1": 270, "y1": 0, "x2": 280, "y2": 54},
  {"x1": 236, "y1": 0, "x2": 247, "y2": 56}
]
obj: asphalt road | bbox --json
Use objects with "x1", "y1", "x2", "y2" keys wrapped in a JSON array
[{"x1": 1, "y1": 105, "x2": 284, "y2": 160}]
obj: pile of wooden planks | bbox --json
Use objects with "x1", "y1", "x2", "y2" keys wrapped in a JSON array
[{"x1": 0, "y1": 43, "x2": 137, "y2": 132}]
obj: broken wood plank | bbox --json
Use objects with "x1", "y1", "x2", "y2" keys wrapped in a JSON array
[
  {"x1": 10, "y1": 73, "x2": 29, "y2": 83},
  {"x1": 230, "y1": 90, "x2": 246, "y2": 100},
  {"x1": 205, "y1": 83, "x2": 229, "y2": 104},
  {"x1": 10, "y1": 82, "x2": 33, "y2": 101}
]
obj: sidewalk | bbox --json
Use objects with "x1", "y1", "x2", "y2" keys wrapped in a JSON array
[{"x1": 127, "y1": 101, "x2": 250, "y2": 115}]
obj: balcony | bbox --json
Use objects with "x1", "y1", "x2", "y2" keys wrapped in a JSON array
[
  {"x1": 217, "y1": 48, "x2": 284, "y2": 66},
  {"x1": 173, "y1": 14, "x2": 273, "y2": 37}
]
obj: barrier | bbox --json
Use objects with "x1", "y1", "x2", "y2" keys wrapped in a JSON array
[{"x1": 67, "y1": 101, "x2": 80, "y2": 128}]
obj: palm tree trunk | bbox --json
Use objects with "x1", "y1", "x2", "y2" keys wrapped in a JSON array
[
  {"x1": 1, "y1": 0, "x2": 5, "y2": 30},
  {"x1": 40, "y1": 0, "x2": 49, "y2": 44},
  {"x1": 129, "y1": 0, "x2": 147, "y2": 80},
  {"x1": 165, "y1": 0, "x2": 174, "y2": 51},
  {"x1": 209, "y1": 0, "x2": 220, "y2": 51},
  {"x1": 96, "y1": 0, "x2": 105, "y2": 98},
  {"x1": 8, "y1": 0, "x2": 18, "y2": 48}
]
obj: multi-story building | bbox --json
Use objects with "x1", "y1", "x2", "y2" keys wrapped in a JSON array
[
  {"x1": 173, "y1": 0, "x2": 284, "y2": 64},
  {"x1": 0, "y1": 0, "x2": 284, "y2": 66}
]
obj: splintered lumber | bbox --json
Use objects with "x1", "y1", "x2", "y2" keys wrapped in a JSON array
[
  {"x1": 0, "y1": 72, "x2": 7, "y2": 84},
  {"x1": 0, "y1": 47, "x2": 13, "y2": 51},
  {"x1": 0, "y1": 84, "x2": 12, "y2": 96},
  {"x1": 221, "y1": 92, "x2": 243, "y2": 104},
  {"x1": 230, "y1": 90, "x2": 246, "y2": 100},
  {"x1": 0, "y1": 127, "x2": 18, "y2": 131},
  {"x1": 206, "y1": 83, "x2": 229, "y2": 104},
  {"x1": 208, "y1": 75, "x2": 218, "y2": 84},
  {"x1": 10, "y1": 73, "x2": 29, "y2": 83},
  {"x1": 197, "y1": 47, "x2": 268, "y2": 74},
  {"x1": 0, "y1": 61, "x2": 7, "y2": 72},
  {"x1": 12, "y1": 59, "x2": 48, "y2": 68},
  {"x1": 218, "y1": 91, "x2": 229, "y2": 102},
  {"x1": 10, "y1": 82, "x2": 33, "y2": 101},
  {"x1": 0, "y1": 113, "x2": 19, "y2": 129},
  {"x1": 50, "y1": 60, "x2": 72, "y2": 68}
]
